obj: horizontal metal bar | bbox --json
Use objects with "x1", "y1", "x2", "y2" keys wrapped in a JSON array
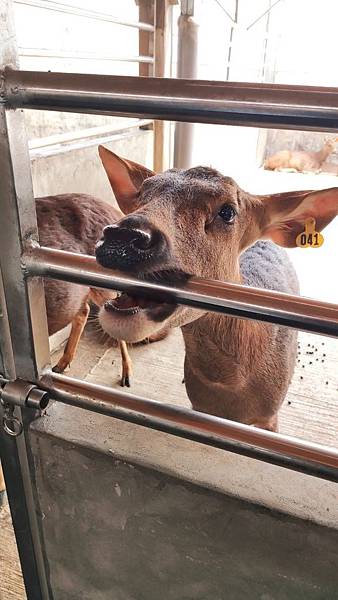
[
  {"x1": 14, "y1": 0, "x2": 155, "y2": 31},
  {"x1": 25, "y1": 246, "x2": 338, "y2": 338},
  {"x1": 28, "y1": 119, "x2": 152, "y2": 159},
  {"x1": 3, "y1": 69, "x2": 338, "y2": 131},
  {"x1": 40, "y1": 372, "x2": 338, "y2": 483},
  {"x1": 19, "y1": 48, "x2": 154, "y2": 64},
  {"x1": 30, "y1": 127, "x2": 151, "y2": 160},
  {"x1": 28, "y1": 119, "x2": 152, "y2": 151}
]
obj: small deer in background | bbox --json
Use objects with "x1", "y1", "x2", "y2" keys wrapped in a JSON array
[
  {"x1": 96, "y1": 146, "x2": 338, "y2": 432},
  {"x1": 264, "y1": 136, "x2": 338, "y2": 173}
]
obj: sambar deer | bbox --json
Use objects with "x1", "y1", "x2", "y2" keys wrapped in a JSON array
[
  {"x1": 0, "y1": 191, "x2": 167, "y2": 501},
  {"x1": 35, "y1": 193, "x2": 135, "y2": 385},
  {"x1": 264, "y1": 137, "x2": 338, "y2": 173},
  {"x1": 95, "y1": 147, "x2": 338, "y2": 432}
]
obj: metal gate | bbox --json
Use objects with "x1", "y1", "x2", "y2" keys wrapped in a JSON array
[{"x1": 1, "y1": 0, "x2": 338, "y2": 598}]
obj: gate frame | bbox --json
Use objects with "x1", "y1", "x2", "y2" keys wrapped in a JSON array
[{"x1": 1, "y1": 0, "x2": 338, "y2": 598}]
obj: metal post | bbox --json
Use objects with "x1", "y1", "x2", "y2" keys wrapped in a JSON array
[
  {"x1": 173, "y1": 0, "x2": 198, "y2": 168},
  {"x1": 0, "y1": 1, "x2": 52, "y2": 598}
]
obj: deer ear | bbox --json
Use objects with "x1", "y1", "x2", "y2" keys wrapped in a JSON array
[
  {"x1": 260, "y1": 187, "x2": 338, "y2": 248},
  {"x1": 98, "y1": 145, "x2": 155, "y2": 215}
]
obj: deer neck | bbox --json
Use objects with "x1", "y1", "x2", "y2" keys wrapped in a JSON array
[
  {"x1": 182, "y1": 310, "x2": 269, "y2": 382},
  {"x1": 316, "y1": 144, "x2": 332, "y2": 164},
  {"x1": 181, "y1": 267, "x2": 270, "y2": 387}
]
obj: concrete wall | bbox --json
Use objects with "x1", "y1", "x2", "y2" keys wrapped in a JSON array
[
  {"x1": 13, "y1": 1, "x2": 154, "y2": 202},
  {"x1": 30, "y1": 425, "x2": 338, "y2": 600},
  {"x1": 31, "y1": 129, "x2": 153, "y2": 204}
]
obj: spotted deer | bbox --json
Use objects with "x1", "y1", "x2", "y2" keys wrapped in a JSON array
[{"x1": 95, "y1": 146, "x2": 338, "y2": 432}]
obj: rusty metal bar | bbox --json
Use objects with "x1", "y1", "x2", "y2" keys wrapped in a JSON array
[
  {"x1": 24, "y1": 245, "x2": 338, "y2": 338},
  {"x1": 3, "y1": 68, "x2": 338, "y2": 131}
]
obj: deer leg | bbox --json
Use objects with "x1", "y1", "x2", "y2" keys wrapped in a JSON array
[
  {"x1": 53, "y1": 296, "x2": 90, "y2": 373},
  {"x1": 89, "y1": 288, "x2": 134, "y2": 388},
  {"x1": 0, "y1": 463, "x2": 6, "y2": 505},
  {"x1": 252, "y1": 415, "x2": 279, "y2": 433},
  {"x1": 119, "y1": 340, "x2": 132, "y2": 387},
  {"x1": 140, "y1": 326, "x2": 170, "y2": 345}
]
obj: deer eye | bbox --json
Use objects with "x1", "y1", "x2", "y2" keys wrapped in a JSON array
[{"x1": 218, "y1": 204, "x2": 236, "y2": 223}]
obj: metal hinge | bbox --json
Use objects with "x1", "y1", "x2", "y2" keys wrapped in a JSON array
[{"x1": 0, "y1": 379, "x2": 50, "y2": 437}]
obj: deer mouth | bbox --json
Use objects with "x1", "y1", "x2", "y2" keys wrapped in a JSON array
[
  {"x1": 103, "y1": 292, "x2": 171, "y2": 318},
  {"x1": 104, "y1": 268, "x2": 190, "y2": 319},
  {"x1": 99, "y1": 269, "x2": 190, "y2": 340}
]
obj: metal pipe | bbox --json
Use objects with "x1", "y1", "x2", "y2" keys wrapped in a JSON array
[
  {"x1": 28, "y1": 119, "x2": 152, "y2": 150},
  {"x1": 173, "y1": 11, "x2": 198, "y2": 168},
  {"x1": 18, "y1": 48, "x2": 154, "y2": 64},
  {"x1": 3, "y1": 68, "x2": 338, "y2": 131},
  {"x1": 0, "y1": 2, "x2": 53, "y2": 597},
  {"x1": 25, "y1": 246, "x2": 338, "y2": 338},
  {"x1": 14, "y1": 0, "x2": 155, "y2": 31},
  {"x1": 41, "y1": 372, "x2": 338, "y2": 482}
]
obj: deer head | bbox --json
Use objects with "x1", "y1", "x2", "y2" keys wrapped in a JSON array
[{"x1": 95, "y1": 146, "x2": 338, "y2": 343}]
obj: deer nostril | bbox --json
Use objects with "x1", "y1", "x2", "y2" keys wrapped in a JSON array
[{"x1": 103, "y1": 225, "x2": 153, "y2": 250}]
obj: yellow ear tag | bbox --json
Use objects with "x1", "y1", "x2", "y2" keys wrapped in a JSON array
[{"x1": 295, "y1": 218, "x2": 324, "y2": 248}]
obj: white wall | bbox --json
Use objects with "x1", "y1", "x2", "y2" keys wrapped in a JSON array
[{"x1": 11, "y1": 0, "x2": 154, "y2": 201}]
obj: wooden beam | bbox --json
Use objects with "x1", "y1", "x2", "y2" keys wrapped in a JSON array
[
  {"x1": 153, "y1": 0, "x2": 167, "y2": 172},
  {"x1": 137, "y1": 0, "x2": 154, "y2": 77}
]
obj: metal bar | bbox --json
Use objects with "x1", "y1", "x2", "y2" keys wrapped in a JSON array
[
  {"x1": 4, "y1": 68, "x2": 338, "y2": 131},
  {"x1": 173, "y1": 11, "x2": 198, "y2": 168},
  {"x1": 14, "y1": 0, "x2": 155, "y2": 31},
  {"x1": 19, "y1": 48, "x2": 154, "y2": 63},
  {"x1": 25, "y1": 246, "x2": 338, "y2": 338},
  {"x1": 0, "y1": 2, "x2": 52, "y2": 597},
  {"x1": 30, "y1": 127, "x2": 152, "y2": 160},
  {"x1": 29, "y1": 119, "x2": 152, "y2": 159},
  {"x1": 28, "y1": 119, "x2": 152, "y2": 151},
  {"x1": 41, "y1": 372, "x2": 338, "y2": 482},
  {"x1": 0, "y1": 107, "x2": 52, "y2": 600}
]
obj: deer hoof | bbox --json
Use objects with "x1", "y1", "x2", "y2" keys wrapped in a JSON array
[
  {"x1": 120, "y1": 375, "x2": 131, "y2": 387},
  {"x1": 52, "y1": 362, "x2": 68, "y2": 374}
]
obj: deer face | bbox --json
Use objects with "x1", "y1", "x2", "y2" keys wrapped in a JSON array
[{"x1": 95, "y1": 147, "x2": 338, "y2": 342}]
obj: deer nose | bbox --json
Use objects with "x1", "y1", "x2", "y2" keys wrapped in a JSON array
[
  {"x1": 102, "y1": 225, "x2": 152, "y2": 250},
  {"x1": 96, "y1": 218, "x2": 168, "y2": 272}
]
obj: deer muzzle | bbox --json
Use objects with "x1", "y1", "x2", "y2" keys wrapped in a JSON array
[{"x1": 95, "y1": 221, "x2": 168, "y2": 272}]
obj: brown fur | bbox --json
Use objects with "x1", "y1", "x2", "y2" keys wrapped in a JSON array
[
  {"x1": 36, "y1": 194, "x2": 121, "y2": 335},
  {"x1": 36, "y1": 193, "x2": 136, "y2": 381},
  {"x1": 96, "y1": 147, "x2": 338, "y2": 431},
  {"x1": 264, "y1": 138, "x2": 338, "y2": 173}
]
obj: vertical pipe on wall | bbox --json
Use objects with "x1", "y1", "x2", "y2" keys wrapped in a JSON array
[{"x1": 173, "y1": 1, "x2": 198, "y2": 168}]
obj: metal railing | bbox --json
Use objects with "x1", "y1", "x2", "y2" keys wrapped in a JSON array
[
  {"x1": 18, "y1": 48, "x2": 154, "y2": 64},
  {"x1": 25, "y1": 246, "x2": 338, "y2": 338},
  {"x1": 1, "y1": 2, "x2": 338, "y2": 597},
  {"x1": 1, "y1": 67, "x2": 338, "y2": 480},
  {"x1": 4, "y1": 68, "x2": 338, "y2": 130},
  {"x1": 14, "y1": 0, "x2": 155, "y2": 31},
  {"x1": 1, "y1": 64, "x2": 335, "y2": 480}
]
